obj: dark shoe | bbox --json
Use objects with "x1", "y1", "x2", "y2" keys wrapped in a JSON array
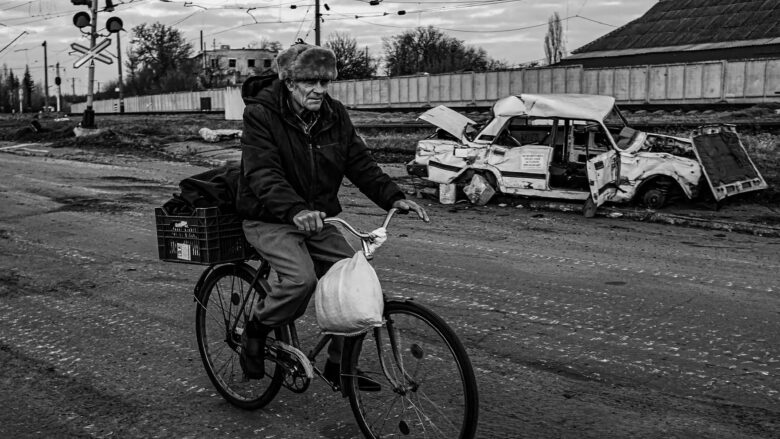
[
  {"x1": 240, "y1": 320, "x2": 271, "y2": 379},
  {"x1": 323, "y1": 360, "x2": 381, "y2": 392}
]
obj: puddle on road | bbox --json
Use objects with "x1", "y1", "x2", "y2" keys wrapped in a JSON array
[{"x1": 52, "y1": 195, "x2": 137, "y2": 213}]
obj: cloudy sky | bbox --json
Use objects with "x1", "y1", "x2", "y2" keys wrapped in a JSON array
[{"x1": 1, "y1": 0, "x2": 660, "y2": 94}]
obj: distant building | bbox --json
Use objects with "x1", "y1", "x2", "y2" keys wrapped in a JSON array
[
  {"x1": 560, "y1": 0, "x2": 780, "y2": 68},
  {"x1": 193, "y1": 45, "x2": 277, "y2": 87}
]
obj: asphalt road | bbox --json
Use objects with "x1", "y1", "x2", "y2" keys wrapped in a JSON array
[{"x1": 0, "y1": 149, "x2": 778, "y2": 438}]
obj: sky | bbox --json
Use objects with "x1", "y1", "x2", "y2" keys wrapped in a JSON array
[{"x1": 0, "y1": 0, "x2": 661, "y2": 95}]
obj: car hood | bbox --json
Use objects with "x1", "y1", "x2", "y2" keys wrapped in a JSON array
[{"x1": 418, "y1": 105, "x2": 478, "y2": 141}]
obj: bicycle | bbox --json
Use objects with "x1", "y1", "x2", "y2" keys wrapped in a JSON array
[{"x1": 191, "y1": 208, "x2": 479, "y2": 438}]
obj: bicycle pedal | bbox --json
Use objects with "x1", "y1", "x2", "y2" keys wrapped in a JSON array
[{"x1": 270, "y1": 341, "x2": 313, "y2": 379}]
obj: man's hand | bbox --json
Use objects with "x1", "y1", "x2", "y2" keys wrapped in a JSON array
[
  {"x1": 293, "y1": 210, "x2": 326, "y2": 232},
  {"x1": 392, "y1": 199, "x2": 430, "y2": 223}
]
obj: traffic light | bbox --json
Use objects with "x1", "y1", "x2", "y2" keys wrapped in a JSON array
[
  {"x1": 71, "y1": 0, "x2": 92, "y2": 5},
  {"x1": 73, "y1": 11, "x2": 91, "y2": 28}
]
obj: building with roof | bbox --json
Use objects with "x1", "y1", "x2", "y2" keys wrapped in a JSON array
[
  {"x1": 193, "y1": 45, "x2": 277, "y2": 88},
  {"x1": 560, "y1": 0, "x2": 780, "y2": 68}
]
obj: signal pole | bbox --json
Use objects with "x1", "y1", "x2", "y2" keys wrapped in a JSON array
[
  {"x1": 42, "y1": 41, "x2": 49, "y2": 111},
  {"x1": 116, "y1": 29, "x2": 124, "y2": 113},
  {"x1": 83, "y1": 0, "x2": 99, "y2": 128},
  {"x1": 56, "y1": 62, "x2": 62, "y2": 112}
]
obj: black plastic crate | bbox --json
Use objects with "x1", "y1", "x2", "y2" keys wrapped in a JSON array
[{"x1": 155, "y1": 207, "x2": 253, "y2": 265}]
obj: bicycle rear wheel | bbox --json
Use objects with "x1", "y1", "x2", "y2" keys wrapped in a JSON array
[
  {"x1": 195, "y1": 263, "x2": 284, "y2": 410},
  {"x1": 343, "y1": 300, "x2": 479, "y2": 438}
]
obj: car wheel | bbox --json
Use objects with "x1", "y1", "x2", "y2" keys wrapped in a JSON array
[{"x1": 642, "y1": 187, "x2": 667, "y2": 209}]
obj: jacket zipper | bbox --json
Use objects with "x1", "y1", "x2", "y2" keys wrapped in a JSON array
[{"x1": 307, "y1": 135, "x2": 316, "y2": 209}]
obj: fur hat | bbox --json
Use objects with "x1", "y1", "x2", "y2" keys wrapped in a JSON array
[{"x1": 275, "y1": 43, "x2": 338, "y2": 81}]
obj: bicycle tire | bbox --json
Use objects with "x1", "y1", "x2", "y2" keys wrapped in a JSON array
[
  {"x1": 343, "y1": 299, "x2": 479, "y2": 438},
  {"x1": 195, "y1": 263, "x2": 285, "y2": 410}
]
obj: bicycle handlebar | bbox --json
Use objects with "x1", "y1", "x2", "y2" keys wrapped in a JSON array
[{"x1": 323, "y1": 208, "x2": 399, "y2": 240}]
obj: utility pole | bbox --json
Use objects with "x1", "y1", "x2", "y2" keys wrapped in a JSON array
[
  {"x1": 71, "y1": 77, "x2": 76, "y2": 97},
  {"x1": 315, "y1": 0, "x2": 321, "y2": 46},
  {"x1": 42, "y1": 41, "x2": 49, "y2": 111}
]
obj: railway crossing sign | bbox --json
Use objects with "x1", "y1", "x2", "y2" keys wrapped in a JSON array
[{"x1": 72, "y1": 38, "x2": 112, "y2": 68}]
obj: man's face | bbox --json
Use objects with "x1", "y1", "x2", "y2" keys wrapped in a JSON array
[{"x1": 287, "y1": 79, "x2": 330, "y2": 112}]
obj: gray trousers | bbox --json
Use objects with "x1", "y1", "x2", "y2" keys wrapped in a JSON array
[{"x1": 243, "y1": 220, "x2": 354, "y2": 362}]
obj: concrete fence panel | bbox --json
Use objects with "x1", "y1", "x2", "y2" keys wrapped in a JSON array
[
  {"x1": 613, "y1": 68, "x2": 631, "y2": 101},
  {"x1": 725, "y1": 61, "x2": 747, "y2": 98},
  {"x1": 648, "y1": 66, "x2": 668, "y2": 101},
  {"x1": 702, "y1": 62, "x2": 723, "y2": 99},
  {"x1": 684, "y1": 64, "x2": 703, "y2": 99},
  {"x1": 767, "y1": 59, "x2": 780, "y2": 97},
  {"x1": 667, "y1": 65, "x2": 686, "y2": 100},
  {"x1": 582, "y1": 69, "x2": 599, "y2": 95},
  {"x1": 484, "y1": 71, "x2": 498, "y2": 101},
  {"x1": 745, "y1": 60, "x2": 767, "y2": 97}
]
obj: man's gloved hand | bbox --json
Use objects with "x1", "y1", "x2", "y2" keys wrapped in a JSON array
[
  {"x1": 392, "y1": 199, "x2": 430, "y2": 223},
  {"x1": 293, "y1": 210, "x2": 326, "y2": 232}
]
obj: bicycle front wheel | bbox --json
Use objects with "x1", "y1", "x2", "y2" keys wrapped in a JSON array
[
  {"x1": 195, "y1": 263, "x2": 284, "y2": 410},
  {"x1": 343, "y1": 300, "x2": 479, "y2": 439}
]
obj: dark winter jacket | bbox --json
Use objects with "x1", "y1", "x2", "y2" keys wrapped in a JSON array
[{"x1": 236, "y1": 75, "x2": 405, "y2": 223}]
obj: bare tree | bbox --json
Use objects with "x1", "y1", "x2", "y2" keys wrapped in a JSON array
[
  {"x1": 383, "y1": 26, "x2": 497, "y2": 76},
  {"x1": 325, "y1": 32, "x2": 376, "y2": 80},
  {"x1": 544, "y1": 12, "x2": 566, "y2": 65}
]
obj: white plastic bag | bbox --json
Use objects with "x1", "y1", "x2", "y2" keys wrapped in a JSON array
[{"x1": 315, "y1": 251, "x2": 384, "y2": 335}]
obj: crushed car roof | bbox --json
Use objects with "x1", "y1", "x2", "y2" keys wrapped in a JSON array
[{"x1": 493, "y1": 94, "x2": 617, "y2": 121}]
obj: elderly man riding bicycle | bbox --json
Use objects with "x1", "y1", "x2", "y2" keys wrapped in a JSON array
[{"x1": 236, "y1": 41, "x2": 429, "y2": 386}]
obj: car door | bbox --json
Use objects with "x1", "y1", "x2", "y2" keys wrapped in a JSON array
[{"x1": 586, "y1": 150, "x2": 620, "y2": 207}]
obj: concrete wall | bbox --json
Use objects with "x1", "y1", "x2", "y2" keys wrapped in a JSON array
[
  {"x1": 71, "y1": 89, "x2": 224, "y2": 114},
  {"x1": 74, "y1": 57, "x2": 780, "y2": 119}
]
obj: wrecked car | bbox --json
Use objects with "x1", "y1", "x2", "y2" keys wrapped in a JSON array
[{"x1": 407, "y1": 94, "x2": 768, "y2": 211}]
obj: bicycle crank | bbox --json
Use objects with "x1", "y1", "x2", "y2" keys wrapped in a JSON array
[{"x1": 269, "y1": 340, "x2": 313, "y2": 393}]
